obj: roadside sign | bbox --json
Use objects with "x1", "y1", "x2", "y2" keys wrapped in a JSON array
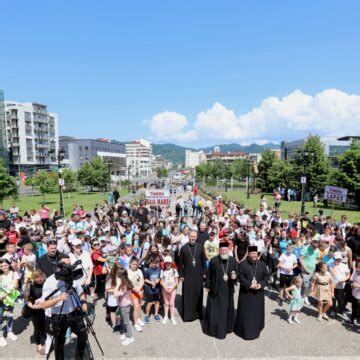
[
  {"x1": 301, "y1": 176, "x2": 306, "y2": 184},
  {"x1": 145, "y1": 189, "x2": 170, "y2": 206},
  {"x1": 324, "y1": 185, "x2": 348, "y2": 203},
  {"x1": 59, "y1": 178, "x2": 65, "y2": 186}
]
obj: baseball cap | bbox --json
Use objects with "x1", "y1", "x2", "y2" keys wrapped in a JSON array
[
  {"x1": 72, "y1": 238, "x2": 82, "y2": 246},
  {"x1": 333, "y1": 252, "x2": 343, "y2": 260},
  {"x1": 163, "y1": 256, "x2": 172, "y2": 263}
]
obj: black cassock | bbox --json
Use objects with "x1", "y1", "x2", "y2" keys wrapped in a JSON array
[
  {"x1": 204, "y1": 255, "x2": 238, "y2": 339},
  {"x1": 178, "y1": 242, "x2": 206, "y2": 321},
  {"x1": 234, "y1": 258, "x2": 269, "y2": 340}
]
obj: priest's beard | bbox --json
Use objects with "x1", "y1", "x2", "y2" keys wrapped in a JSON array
[{"x1": 220, "y1": 254, "x2": 229, "y2": 260}]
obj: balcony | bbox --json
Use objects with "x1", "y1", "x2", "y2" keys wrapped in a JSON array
[{"x1": 35, "y1": 143, "x2": 49, "y2": 149}]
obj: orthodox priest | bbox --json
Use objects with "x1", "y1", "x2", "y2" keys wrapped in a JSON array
[
  {"x1": 178, "y1": 229, "x2": 207, "y2": 321},
  {"x1": 204, "y1": 241, "x2": 238, "y2": 339},
  {"x1": 234, "y1": 246, "x2": 269, "y2": 340}
]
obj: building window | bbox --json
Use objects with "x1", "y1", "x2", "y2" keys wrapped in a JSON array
[{"x1": 85, "y1": 146, "x2": 88, "y2": 150}]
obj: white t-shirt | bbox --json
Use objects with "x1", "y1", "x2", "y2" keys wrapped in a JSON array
[
  {"x1": 41, "y1": 275, "x2": 83, "y2": 315},
  {"x1": 105, "y1": 279, "x2": 120, "y2": 307},
  {"x1": 332, "y1": 263, "x2": 350, "y2": 289},
  {"x1": 69, "y1": 252, "x2": 93, "y2": 285},
  {"x1": 279, "y1": 252, "x2": 298, "y2": 275},
  {"x1": 236, "y1": 214, "x2": 249, "y2": 226},
  {"x1": 0, "y1": 271, "x2": 19, "y2": 290},
  {"x1": 128, "y1": 268, "x2": 144, "y2": 289},
  {"x1": 160, "y1": 268, "x2": 179, "y2": 290},
  {"x1": 179, "y1": 234, "x2": 189, "y2": 247},
  {"x1": 21, "y1": 253, "x2": 37, "y2": 279},
  {"x1": 250, "y1": 238, "x2": 265, "y2": 253}
]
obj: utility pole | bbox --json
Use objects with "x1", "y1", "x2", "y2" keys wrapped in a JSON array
[
  {"x1": 300, "y1": 151, "x2": 311, "y2": 215},
  {"x1": 246, "y1": 158, "x2": 251, "y2": 199}
]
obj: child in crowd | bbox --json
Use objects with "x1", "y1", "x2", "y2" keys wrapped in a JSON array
[
  {"x1": 105, "y1": 263, "x2": 121, "y2": 331},
  {"x1": 160, "y1": 255, "x2": 179, "y2": 325},
  {"x1": 349, "y1": 259, "x2": 360, "y2": 325},
  {"x1": 285, "y1": 276, "x2": 303, "y2": 324},
  {"x1": 277, "y1": 244, "x2": 298, "y2": 306},
  {"x1": 114, "y1": 268, "x2": 134, "y2": 346},
  {"x1": 143, "y1": 255, "x2": 161, "y2": 324},
  {"x1": 310, "y1": 261, "x2": 334, "y2": 321},
  {"x1": 128, "y1": 257, "x2": 145, "y2": 332}
]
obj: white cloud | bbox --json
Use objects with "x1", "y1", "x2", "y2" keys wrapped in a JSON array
[
  {"x1": 145, "y1": 89, "x2": 360, "y2": 144},
  {"x1": 144, "y1": 111, "x2": 197, "y2": 141}
]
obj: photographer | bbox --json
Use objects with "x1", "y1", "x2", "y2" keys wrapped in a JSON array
[
  {"x1": 39, "y1": 254, "x2": 88, "y2": 360},
  {"x1": 37, "y1": 240, "x2": 61, "y2": 277}
]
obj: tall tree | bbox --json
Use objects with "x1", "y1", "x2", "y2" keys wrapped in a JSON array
[
  {"x1": 61, "y1": 168, "x2": 77, "y2": 192},
  {"x1": 77, "y1": 157, "x2": 108, "y2": 190},
  {"x1": 230, "y1": 158, "x2": 249, "y2": 179},
  {"x1": 333, "y1": 141, "x2": 360, "y2": 207},
  {"x1": 257, "y1": 149, "x2": 276, "y2": 191},
  {"x1": 30, "y1": 171, "x2": 57, "y2": 204},
  {"x1": 267, "y1": 159, "x2": 297, "y2": 190},
  {"x1": 0, "y1": 159, "x2": 18, "y2": 205},
  {"x1": 292, "y1": 135, "x2": 331, "y2": 193}
]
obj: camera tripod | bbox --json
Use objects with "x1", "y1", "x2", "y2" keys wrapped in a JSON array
[{"x1": 44, "y1": 282, "x2": 104, "y2": 360}]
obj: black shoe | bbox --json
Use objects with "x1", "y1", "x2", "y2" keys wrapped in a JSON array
[{"x1": 279, "y1": 299, "x2": 284, "y2": 307}]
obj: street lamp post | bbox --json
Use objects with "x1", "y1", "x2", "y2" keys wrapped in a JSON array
[
  {"x1": 300, "y1": 151, "x2": 313, "y2": 215},
  {"x1": 246, "y1": 158, "x2": 251, "y2": 199},
  {"x1": 127, "y1": 165, "x2": 132, "y2": 192},
  {"x1": 107, "y1": 159, "x2": 113, "y2": 192},
  {"x1": 49, "y1": 148, "x2": 66, "y2": 217}
]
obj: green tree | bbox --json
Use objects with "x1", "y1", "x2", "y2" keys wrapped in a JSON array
[
  {"x1": 257, "y1": 149, "x2": 276, "y2": 191},
  {"x1": 333, "y1": 141, "x2": 360, "y2": 207},
  {"x1": 156, "y1": 167, "x2": 169, "y2": 178},
  {"x1": 292, "y1": 135, "x2": 331, "y2": 193},
  {"x1": 77, "y1": 157, "x2": 108, "y2": 190},
  {"x1": 78, "y1": 162, "x2": 94, "y2": 189},
  {"x1": 230, "y1": 158, "x2": 249, "y2": 179},
  {"x1": 30, "y1": 171, "x2": 57, "y2": 204},
  {"x1": 0, "y1": 159, "x2": 18, "y2": 205},
  {"x1": 268, "y1": 159, "x2": 297, "y2": 190},
  {"x1": 61, "y1": 168, "x2": 77, "y2": 192}
]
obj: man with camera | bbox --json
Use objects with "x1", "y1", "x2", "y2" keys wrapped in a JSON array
[{"x1": 39, "y1": 253, "x2": 88, "y2": 360}]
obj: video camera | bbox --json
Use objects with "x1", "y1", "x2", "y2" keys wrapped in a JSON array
[{"x1": 55, "y1": 260, "x2": 83, "y2": 288}]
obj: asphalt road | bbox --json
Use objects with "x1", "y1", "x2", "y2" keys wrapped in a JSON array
[{"x1": 2, "y1": 190, "x2": 359, "y2": 359}]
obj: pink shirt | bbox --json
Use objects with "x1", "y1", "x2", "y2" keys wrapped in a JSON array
[
  {"x1": 39, "y1": 208, "x2": 49, "y2": 220},
  {"x1": 116, "y1": 286, "x2": 131, "y2": 307}
]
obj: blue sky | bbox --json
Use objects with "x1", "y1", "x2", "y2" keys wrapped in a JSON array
[{"x1": 1, "y1": 0, "x2": 360, "y2": 147}]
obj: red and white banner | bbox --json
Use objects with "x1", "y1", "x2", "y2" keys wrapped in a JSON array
[{"x1": 145, "y1": 189, "x2": 171, "y2": 206}]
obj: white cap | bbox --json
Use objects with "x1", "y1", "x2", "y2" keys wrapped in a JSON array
[
  {"x1": 72, "y1": 238, "x2": 82, "y2": 246},
  {"x1": 163, "y1": 256, "x2": 172, "y2": 263},
  {"x1": 333, "y1": 252, "x2": 343, "y2": 260}
]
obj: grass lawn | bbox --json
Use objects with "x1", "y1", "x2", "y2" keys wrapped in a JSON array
[
  {"x1": 2, "y1": 189, "x2": 129, "y2": 216},
  {"x1": 205, "y1": 189, "x2": 360, "y2": 224}
]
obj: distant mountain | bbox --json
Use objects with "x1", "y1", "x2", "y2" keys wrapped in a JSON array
[
  {"x1": 152, "y1": 142, "x2": 280, "y2": 165},
  {"x1": 152, "y1": 143, "x2": 190, "y2": 165}
]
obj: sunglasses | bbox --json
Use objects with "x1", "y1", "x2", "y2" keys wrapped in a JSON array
[{"x1": 93, "y1": 243, "x2": 100, "y2": 246}]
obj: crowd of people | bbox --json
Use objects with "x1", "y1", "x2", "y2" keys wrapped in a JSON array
[{"x1": 0, "y1": 187, "x2": 359, "y2": 358}]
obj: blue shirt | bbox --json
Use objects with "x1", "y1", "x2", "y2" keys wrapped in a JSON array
[
  {"x1": 322, "y1": 255, "x2": 334, "y2": 269},
  {"x1": 292, "y1": 246, "x2": 302, "y2": 259},
  {"x1": 279, "y1": 239, "x2": 292, "y2": 254},
  {"x1": 144, "y1": 267, "x2": 161, "y2": 294}
]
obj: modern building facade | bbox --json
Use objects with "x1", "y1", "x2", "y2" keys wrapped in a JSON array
[
  {"x1": 185, "y1": 149, "x2": 206, "y2": 168},
  {"x1": 125, "y1": 139, "x2": 152, "y2": 178},
  {"x1": 4, "y1": 101, "x2": 59, "y2": 176},
  {"x1": 205, "y1": 150, "x2": 247, "y2": 164},
  {"x1": 0, "y1": 91, "x2": 8, "y2": 169},
  {"x1": 281, "y1": 136, "x2": 354, "y2": 161},
  {"x1": 59, "y1": 136, "x2": 126, "y2": 177}
]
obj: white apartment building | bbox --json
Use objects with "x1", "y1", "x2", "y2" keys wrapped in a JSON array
[
  {"x1": 126, "y1": 139, "x2": 152, "y2": 177},
  {"x1": 185, "y1": 149, "x2": 206, "y2": 168},
  {"x1": 5, "y1": 101, "x2": 59, "y2": 175}
]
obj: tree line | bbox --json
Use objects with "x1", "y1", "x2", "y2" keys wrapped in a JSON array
[
  {"x1": 195, "y1": 135, "x2": 360, "y2": 206},
  {"x1": 0, "y1": 156, "x2": 113, "y2": 204}
]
